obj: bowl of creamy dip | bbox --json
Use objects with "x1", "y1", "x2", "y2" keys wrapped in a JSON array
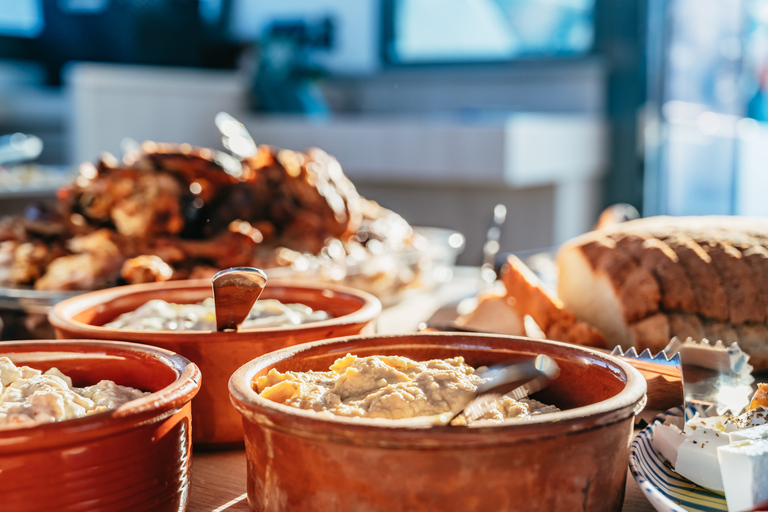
[
  {"x1": 48, "y1": 279, "x2": 381, "y2": 448},
  {"x1": 0, "y1": 339, "x2": 200, "y2": 512},
  {"x1": 229, "y1": 332, "x2": 647, "y2": 512}
]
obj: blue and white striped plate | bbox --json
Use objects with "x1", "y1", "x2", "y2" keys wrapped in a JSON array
[{"x1": 629, "y1": 404, "x2": 728, "y2": 512}]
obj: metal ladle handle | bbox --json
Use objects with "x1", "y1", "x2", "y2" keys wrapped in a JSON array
[{"x1": 212, "y1": 267, "x2": 268, "y2": 332}]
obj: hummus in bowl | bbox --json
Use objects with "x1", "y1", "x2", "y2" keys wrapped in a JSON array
[
  {"x1": 255, "y1": 354, "x2": 558, "y2": 425},
  {"x1": 229, "y1": 332, "x2": 646, "y2": 512}
]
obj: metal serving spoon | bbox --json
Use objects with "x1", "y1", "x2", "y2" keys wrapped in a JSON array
[
  {"x1": 480, "y1": 203, "x2": 507, "y2": 288},
  {"x1": 437, "y1": 354, "x2": 560, "y2": 426},
  {"x1": 212, "y1": 267, "x2": 268, "y2": 332}
]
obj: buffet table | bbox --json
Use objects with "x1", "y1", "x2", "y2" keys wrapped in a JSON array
[
  {"x1": 186, "y1": 267, "x2": 657, "y2": 511},
  {"x1": 188, "y1": 451, "x2": 654, "y2": 512}
]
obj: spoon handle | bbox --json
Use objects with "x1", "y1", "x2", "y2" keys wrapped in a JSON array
[
  {"x1": 475, "y1": 354, "x2": 559, "y2": 394},
  {"x1": 443, "y1": 355, "x2": 560, "y2": 426},
  {"x1": 212, "y1": 267, "x2": 268, "y2": 332}
]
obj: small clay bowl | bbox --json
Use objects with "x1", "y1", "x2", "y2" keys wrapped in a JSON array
[
  {"x1": 0, "y1": 339, "x2": 200, "y2": 512},
  {"x1": 229, "y1": 332, "x2": 647, "y2": 512},
  {"x1": 48, "y1": 279, "x2": 381, "y2": 448}
]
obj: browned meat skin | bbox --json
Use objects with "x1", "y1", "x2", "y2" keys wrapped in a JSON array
[
  {"x1": 109, "y1": 172, "x2": 184, "y2": 238},
  {"x1": 35, "y1": 229, "x2": 125, "y2": 291},
  {"x1": 121, "y1": 255, "x2": 174, "y2": 284},
  {"x1": 0, "y1": 205, "x2": 75, "y2": 287},
  {"x1": 1, "y1": 139, "x2": 416, "y2": 292},
  {"x1": 0, "y1": 241, "x2": 17, "y2": 284},
  {"x1": 128, "y1": 238, "x2": 187, "y2": 266},
  {"x1": 126, "y1": 141, "x2": 244, "y2": 189},
  {"x1": 173, "y1": 229, "x2": 259, "y2": 270},
  {"x1": 34, "y1": 252, "x2": 121, "y2": 291},
  {"x1": 242, "y1": 145, "x2": 362, "y2": 253},
  {"x1": 186, "y1": 265, "x2": 220, "y2": 280},
  {"x1": 0, "y1": 205, "x2": 71, "y2": 243},
  {"x1": 8, "y1": 241, "x2": 57, "y2": 285},
  {"x1": 120, "y1": 225, "x2": 261, "y2": 280},
  {"x1": 60, "y1": 142, "x2": 246, "y2": 241},
  {"x1": 63, "y1": 162, "x2": 186, "y2": 239},
  {"x1": 0, "y1": 216, "x2": 22, "y2": 242}
]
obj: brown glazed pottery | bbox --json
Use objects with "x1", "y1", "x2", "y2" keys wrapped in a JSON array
[
  {"x1": 48, "y1": 279, "x2": 381, "y2": 448},
  {"x1": 0, "y1": 339, "x2": 201, "y2": 512},
  {"x1": 229, "y1": 332, "x2": 647, "y2": 512}
]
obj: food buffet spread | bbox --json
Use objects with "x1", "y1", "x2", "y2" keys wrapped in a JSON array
[{"x1": 1, "y1": 121, "x2": 768, "y2": 512}]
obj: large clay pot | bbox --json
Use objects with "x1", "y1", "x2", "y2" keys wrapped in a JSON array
[
  {"x1": 229, "y1": 332, "x2": 647, "y2": 512},
  {"x1": 0, "y1": 339, "x2": 200, "y2": 512},
  {"x1": 49, "y1": 279, "x2": 381, "y2": 448}
]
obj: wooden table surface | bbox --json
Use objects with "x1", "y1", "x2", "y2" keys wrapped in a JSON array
[
  {"x1": 187, "y1": 449, "x2": 656, "y2": 512},
  {"x1": 187, "y1": 268, "x2": 659, "y2": 512}
]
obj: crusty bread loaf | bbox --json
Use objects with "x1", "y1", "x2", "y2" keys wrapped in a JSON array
[
  {"x1": 556, "y1": 215, "x2": 768, "y2": 369},
  {"x1": 500, "y1": 254, "x2": 606, "y2": 348}
]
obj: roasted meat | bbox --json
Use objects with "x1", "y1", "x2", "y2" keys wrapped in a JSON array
[
  {"x1": 0, "y1": 133, "x2": 418, "y2": 293},
  {"x1": 35, "y1": 229, "x2": 125, "y2": 291},
  {"x1": 121, "y1": 255, "x2": 174, "y2": 285},
  {"x1": 241, "y1": 145, "x2": 362, "y2": 253}
]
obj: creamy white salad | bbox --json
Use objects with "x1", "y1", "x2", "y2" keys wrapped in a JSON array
[
  {"x1": 104, "y1": 297, "x2": 331, "y2": 331},
  {"x1": 0, "y1": 357, "x2": 149, "y2": 427}
]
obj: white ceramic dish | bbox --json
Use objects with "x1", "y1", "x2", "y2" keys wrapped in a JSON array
[{"x1": 629, "y1": 404, "x2": 727, "y2": 512}]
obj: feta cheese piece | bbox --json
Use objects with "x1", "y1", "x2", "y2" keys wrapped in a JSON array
[
  {"x1": 733, "y1": 406, "x2": 768, "y2": 430},
  {"x1": 651, "y1": 423, "x2": 686, "y2": 466},
  {"x1": 684, "y1": 412, "x2": 738, "y2": 433},
  {"x1": 717, "y1": 439, "x2": 768, "y2": 512},
  {"x1": 729, "y1": 423, "x2": 768, "y2": 444},
  {"x1": 674, "y1": 425, "x2": 731, "y2": 492}
]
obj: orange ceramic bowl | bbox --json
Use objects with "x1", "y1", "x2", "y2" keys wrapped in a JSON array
[
  {"x1": 0, "y1": 339, "x2": 200, "y2": 512},
  {"x1": 229, "y1": 332, "x2": 647, "y2": 512},
  {"x1": 48, "y1": 279, "x2": 381, "y2": 448}
]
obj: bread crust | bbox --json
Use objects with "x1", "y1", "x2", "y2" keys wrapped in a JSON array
[
  {"x1": 500, "y1": 254, "x2": 606, "y2": 348},
  {"x1": 553, "y1": 215, "x2": 768, "y2": 369}
]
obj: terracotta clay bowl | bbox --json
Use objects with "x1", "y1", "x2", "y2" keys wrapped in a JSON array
[
  {"x1": 48, "y1": 279, "x2": 381, "y2": 448},
  {"x1": 229, "y1": 332, "x2": 647, "y2": 512},
  {"x1": 0, "y1": 339, "x2": 200, "y2": 512}
]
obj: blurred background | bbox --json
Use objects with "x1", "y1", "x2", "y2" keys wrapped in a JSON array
[{"x1": 0, "y1": 0, "x2": 765, "y2": 264}]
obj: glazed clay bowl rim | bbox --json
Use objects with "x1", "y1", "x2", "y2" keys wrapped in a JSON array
[
  {"x1": 48, "y1": 279, "x2": 382, "y2": 342},
  {"x1": 0, "y1": 339, "x2": 201, "y2": 451},
  {"x1": 229, "y1": 332, "x2": 647, "y2": 447}
]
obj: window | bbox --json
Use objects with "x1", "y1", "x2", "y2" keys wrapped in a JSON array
[{"x1": 384, "y1": 0, "x2": 595, "y2": 64}]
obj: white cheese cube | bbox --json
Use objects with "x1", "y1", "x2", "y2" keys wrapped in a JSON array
[
  {"x1": 717, "y1": 439, "x2": 768, "y2": 512},
  {"x1": 674, "y1": 426, "x2": 730, "y2": 492},
  {"x1": 651, "y1": 423, "x2": 685, "y2": 465},
  {"x1": 729, "y1": 423, "x2": 768, "y2": 443},
  {"x1": 684, "y1": 412, "x2": 737, "y2": 434},
  {"x1": 734, "y1": 407, "x2": 768, "y2": 430}
]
